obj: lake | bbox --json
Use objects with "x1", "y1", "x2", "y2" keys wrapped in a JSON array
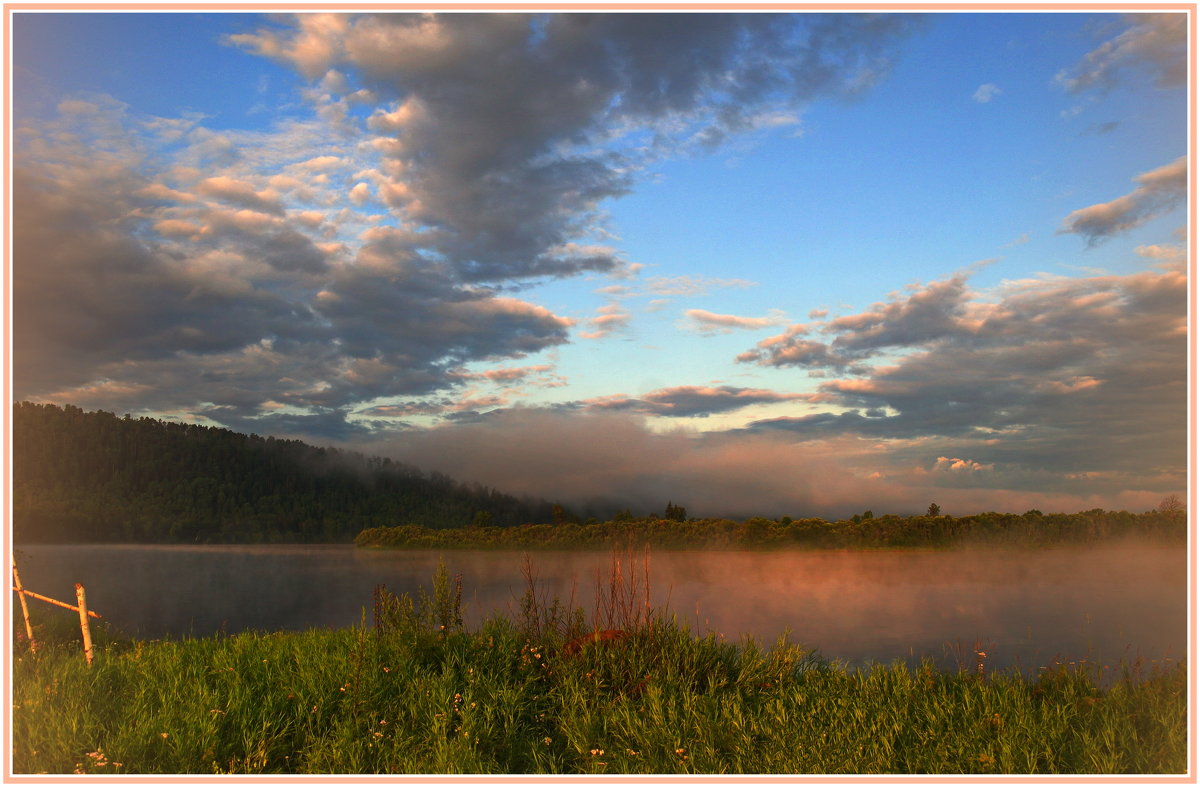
[{"x1": 12, "y1": 542, "x2": 1187, "y2": 675}]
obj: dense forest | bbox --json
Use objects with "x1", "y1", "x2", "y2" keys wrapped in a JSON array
[
  {"x1": 356, "y1": 507, "x2": 1188, "y2": 551},
  {"x1": 12, "y1": 402, "x2": 561, "y2": 544}
]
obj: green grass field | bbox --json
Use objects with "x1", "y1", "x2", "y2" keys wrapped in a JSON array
[{"x1": 11, "y1": 559, "x2": 1188, "y2": 775}]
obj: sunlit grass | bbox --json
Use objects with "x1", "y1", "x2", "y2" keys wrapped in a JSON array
[{"x1": 12, "y1": 558, "x2": 1188, "y2": 775}]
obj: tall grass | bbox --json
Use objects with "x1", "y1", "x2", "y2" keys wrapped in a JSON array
[{"x1": 12, "y1": 555, "x2": 1188, "y2": 775}]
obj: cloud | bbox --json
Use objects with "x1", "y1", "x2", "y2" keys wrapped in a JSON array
[
  {"x1": 15, "y1": 13, "x2": 923, "y2": 433},
  {"x1": 737, "y1": 261, "x2": 1186, "y2": 496},
  {"x1": 739, "y1": 275, "x2": 971, "y2": 371},
  {"x1": 1056, "y1": 13, "x2": 1187, "y2": 94},
  {"x1": 365, "y1": 407, "x2": 1173, "y2": 519},
  {"x1": 229, "y1": 13, "x2": 920, "y2": 283},
  {"x1": 683, "y1": 308, "x2": 787, "y2": 334},
  {"x1": 1059, "y1": 157, "x2": 1187, "y2": 245},
  {"x1": 932, "y1": 456, "x2": 994, "y2": 473},
  {"x1": 367, "y1": 408, "x2": 889, "y2": 518},
  {"x1": 583, "y1": 385, "x2": 808, "y2": 418},
  {"x1": 196, "y1": 175, "x2": 286, "y2": 215},
  {"x1": 475, "y1": 364, "x2": 557, "y2": 384},
  {"x1": 579, "y1": 303, "x2": 632, "y2": 340},
  {"x1": 11, "y1": 98, "x2": 575, "y2": 427},
  {"x1": 643, "y1": 275, "x2": 758, "y2": 297},
  {"x1": 972, "y1": 83, "x2": 1001, "y2": 103}
]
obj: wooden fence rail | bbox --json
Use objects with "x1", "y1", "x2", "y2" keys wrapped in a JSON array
[{"x1": 11, "y1": 558, "x2": 102, "y2": 665}]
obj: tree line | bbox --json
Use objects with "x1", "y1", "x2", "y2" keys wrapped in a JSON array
[
  {"x1": 12, "y1": 402, "x2": 562, "y2": 544},
  {"x1": 356, "y1": 507, "x2": 1187, "y2": 551}
]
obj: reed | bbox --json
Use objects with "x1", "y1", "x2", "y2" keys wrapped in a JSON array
[{"x1": 11, "y1": 559, "x2": 1187, "y2": 775}]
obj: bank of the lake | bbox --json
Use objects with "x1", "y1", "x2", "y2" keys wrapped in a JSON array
[
  {"x1": 12, "y1": 588, "x2": 1187, "y2": 776},
  {"x1": 353, "y1": 508, "x2": 1187, "y2": 552}
]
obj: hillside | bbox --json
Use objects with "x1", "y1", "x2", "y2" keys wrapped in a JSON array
[{"x1": 11, "y1": 402, "x2": 562, "y2": 543}]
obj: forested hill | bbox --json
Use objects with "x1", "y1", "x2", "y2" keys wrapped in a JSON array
[{"x1": 11, "y1": 402, "x2": 561, "y2": 544}]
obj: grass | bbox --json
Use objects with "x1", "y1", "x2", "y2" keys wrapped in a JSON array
[{"x1": 11, "y1": 553, "x2": 1189, "y2": 775}]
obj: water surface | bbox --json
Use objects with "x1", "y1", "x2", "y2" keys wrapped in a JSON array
[{"x1": 13, "y1": 542, "x2": 1186, "y2": 674}]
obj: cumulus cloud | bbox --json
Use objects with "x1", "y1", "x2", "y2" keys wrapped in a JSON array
[
  {"x1": 229, "y1": 13, "x2": 919, "y2": 283},
  {"x1": 1059, "y1": 157, "x2": 1187, "y2": 245},
  {"x1": 12, "y1": 96, "x2": 574, "y2": 428},
  {"x1": 1056, "y1": 13, "x2": 1187, "y2": 94}
]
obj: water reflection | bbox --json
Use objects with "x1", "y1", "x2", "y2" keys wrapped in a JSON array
[{"x1": 13, "y1": 542, "x2": 1185, "y2": 673}]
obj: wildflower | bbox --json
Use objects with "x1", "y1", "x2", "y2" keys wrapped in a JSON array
[
  {"x1": 379, "y1": 719, "x2": 388, "y2": 725},
  {"x1": 543, "y1": 737, "x2": 553, "y2": 746},
  {"x1": 590, "y1": 748, "x2": 605, "y2": 756},
  {"x1": 382, "y1": 666, "x2": 390, "y2": 672},
  {"x1": 978, "y1": 753, "x2": 996, "y2": 766},
  {"x1": 160, "y1": 733, "x2": 169, "y2": 739}
]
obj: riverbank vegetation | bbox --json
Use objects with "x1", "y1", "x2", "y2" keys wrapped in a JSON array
[
  {"x1": 356, "y1": 507, "x2": 1187, "y2": 551},
  {"x1": 12, "y1": 558, "x2": 1187, "y2": 775}
]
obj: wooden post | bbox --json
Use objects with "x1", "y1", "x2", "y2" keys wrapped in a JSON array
[
  {"x1": 75, "y1": 583, "x2": 94, "y2": 666},
  {"x1": 11, "y1": 558, "x2": 37, "y2": 653}
]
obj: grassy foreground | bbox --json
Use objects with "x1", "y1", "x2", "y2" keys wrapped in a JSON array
[{"x1": 12, "y1": 560, "x2": 1188, "y2": 775}]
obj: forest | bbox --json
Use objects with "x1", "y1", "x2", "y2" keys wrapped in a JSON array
[{"x1": 11, "y1": 402, "x2": 560, "y2": 543}]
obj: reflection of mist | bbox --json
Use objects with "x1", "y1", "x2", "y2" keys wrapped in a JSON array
[{"x1": 16, "y1": 543, "x2": 1185, "y2": 674}]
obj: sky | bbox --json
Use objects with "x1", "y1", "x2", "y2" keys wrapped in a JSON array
[{"x1": 8, "y1": 8, "x2": 1192, "y2": 519}]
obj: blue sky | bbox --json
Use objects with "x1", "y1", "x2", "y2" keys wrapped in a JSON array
[{"x1": 10, "y1": 10, "x2": 1190, "y2": 518}]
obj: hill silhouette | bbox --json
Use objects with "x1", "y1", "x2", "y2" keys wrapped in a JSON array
[{"x1": 12, "y1": 402, "x2": 562, "y2": 543}]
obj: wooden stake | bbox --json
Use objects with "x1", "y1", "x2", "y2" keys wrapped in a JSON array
[
  {"x1": 11, "y1": 587, "x2": 102, "y2": 618},
  {"x1": 11, "y1": 558, "x2": 37, "y2": 653},
  {"x1": 75, "y1": 583, "x2": 94, "y2": 666}
]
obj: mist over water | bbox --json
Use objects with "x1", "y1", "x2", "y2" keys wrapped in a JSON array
[{"x1": 14, "y1": 542, "x2": 1185, "y2": 674}]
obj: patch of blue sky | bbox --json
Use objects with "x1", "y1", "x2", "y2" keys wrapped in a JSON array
[{"x1": 13, "y1": 13, "x2": 297, "y2": 130}]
